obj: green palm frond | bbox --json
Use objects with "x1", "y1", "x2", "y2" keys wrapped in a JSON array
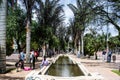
[
  {"x1": 36, "y1": 0, "x2": 64, "y2": 27},
  {"x1": 76, "y1": 0, "x2": 83, "y2": 9},
  {"x1": 68, "y1": 4, "x2": 77, "y2": 15}
]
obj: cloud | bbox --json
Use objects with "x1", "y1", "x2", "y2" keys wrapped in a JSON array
[
  {"x1": 109, "y1": 25, "x2": 118, "y2": 36},
  {"x1": 61, "y1": 0, "x2": 76, "y2": 24},
  {"x1": 64, "y1": 6, "x2": 74, "y2": 24}
]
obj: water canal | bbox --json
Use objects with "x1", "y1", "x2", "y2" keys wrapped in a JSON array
[
  {"x1": 26, "y1": 55, "x2": 103, "y2": 80},
  {"x1": 45, "y1": 56, "x2": 84, "y2": 77}
]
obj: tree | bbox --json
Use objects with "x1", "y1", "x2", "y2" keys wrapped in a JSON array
[
  {"x1": 108, "y1": 36, "x2": 120, "y2": 50},
  {"x1": 84, "y1": 32, "x2": 106, "y2": 59},
  {"x1": 7, "y1": 5, "x2": 26, "y2": 55},
  {"x1": 0, "y1": 0, "x2": 7, "y2": 73},
  {"x1": 7, "y1": 0, "x2": 17, "y2": 9},
  {"x1": 57, "y1": 24, "x2": 67, "y2": 51},
  {"x1": 68, "y1": 0, "x2": 98, "y2": 55},
  {"x1": 84, "y1": 34, "x2": 95, "y2": 57},
  {"x1": 23, "y1": 0, "x2": 35, "y2": 63},
  {"x1": 107, "y1": 0, "x2": 120, "y2": 38},
  {"x1": 98, "y1": 0, "x2": 120, "y2": 40},
  {"x1": 68, "y1": 18, "x2": 76, "y2": 51},
  {"x1": 35, "y1": 0, "x2": 64, "y2": 51}
]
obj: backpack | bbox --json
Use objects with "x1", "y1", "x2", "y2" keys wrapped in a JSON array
[{"x1": 34, "y1": 51, "x2": 37, "y2": 57}]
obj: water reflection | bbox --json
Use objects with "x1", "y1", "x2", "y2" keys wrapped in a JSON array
[{"x1": 46, "y1": 56, "x2": 84, "y2": 77}]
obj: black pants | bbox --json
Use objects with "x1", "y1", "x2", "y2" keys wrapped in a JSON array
[
  {"x1": 19, "y1": 59, "x2": 24, "y2": 69},
  {"x1": 30, "y1": 57, "x2": 35, "y2": 69}
]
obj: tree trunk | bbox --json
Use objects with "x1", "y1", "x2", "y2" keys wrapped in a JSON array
[
  {"x1": 78, "y1": 40, "x2": 80, "y2": 52},
  {"x1": 26, "y1": 20, "x2": 31, "y2": 63},
  {"x1": 0, "y1": 0, "x2": 7, "y2": 73},
  {"x1": 16, "y1": 39, "x2": 21, "y2": 53},
  {"x1": 73, "y1": 32, "x2": 79, "y2": 55},
  {"x1": 81, "y1": 33, "x2": 84, "y2": 56},
  {"x1": 95, "y1": 52, "x2": 97, "y2": 60},
  {"x1": 42, "y1": 43, "x2": 46, "y2": 57}
]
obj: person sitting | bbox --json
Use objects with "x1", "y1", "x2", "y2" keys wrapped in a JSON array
[{"x1": 40, "y1": 56, "x2": 49, "y2": 68}]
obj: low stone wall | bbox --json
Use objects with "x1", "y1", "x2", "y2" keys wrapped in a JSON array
[{"x1": 25, "y1": 54, "x2": 104, "y2": 80}]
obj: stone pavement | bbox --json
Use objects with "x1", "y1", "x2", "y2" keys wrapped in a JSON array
[
  {"x1": 0, "y1": 54, "x2": 120, "y2": 80},
  {"x1": 69, "y1": 54, "x2": 120, "y2": 80},
  {"x1": 79, "y1": 59, "x2": 120, "y2": 80}
]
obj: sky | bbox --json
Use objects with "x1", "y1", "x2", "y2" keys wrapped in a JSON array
[
  {"x1": 60, "y1": 0, "x2": 76, "y2": 24},
  {"x1": 60, "y1": 0, "x2": 118, "y2": 37}
]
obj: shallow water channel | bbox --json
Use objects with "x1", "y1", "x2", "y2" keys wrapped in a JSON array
[{"x1": 45, "y1": 56, "x2": 84, "y2": 77}]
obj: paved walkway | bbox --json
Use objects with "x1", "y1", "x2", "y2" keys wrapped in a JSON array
[
  {"x1": 0, "y1": 54, "x2": 120, "y2": 80},
  {"x1": 75, "y1": 57, "x2": 120, "y2": 80},
  {"x1": 69, "y1": 54, "x2": 120, "y2": 80}
]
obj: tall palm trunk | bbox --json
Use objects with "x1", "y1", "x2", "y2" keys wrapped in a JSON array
[
  {"x1": 24, "y1": 0, "x2": 35, "y2": 63},
  {"x1": 81, "y1": 33, "x2": 84, "y2": 56},
  {"x1": 26, "y1": 20, "x2": 31, "y2": 63},
  {"x1": 78, "y1": 40, "x2": 80, "y2": 52},
  {"x1": 0, "y1": 0, "x2": 7, "y2": 73},
  {"x1": 73, "y1": 32, "x2": 79, "y2": 55}
]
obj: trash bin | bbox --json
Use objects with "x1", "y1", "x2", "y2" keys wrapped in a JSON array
[{"x1": 112, "y1": 55, "x2": 116, "y2": 63}]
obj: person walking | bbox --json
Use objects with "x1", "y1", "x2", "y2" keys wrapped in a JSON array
[
  {"x1": 107, "y1": 50, "x2": 112, "y2": 62},
  {"x1": 102, "y1": 50, "x2": 106, "y2": 61},
  {"x1": 19, "y1": 49, "x2": 25, "y2": 69},
  {"x1": 15, "y1": 60, "x2": 22, "y2": 72}
]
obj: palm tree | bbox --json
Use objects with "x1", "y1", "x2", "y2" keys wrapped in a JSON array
[
  {"x1": 0, "y1": 0, "x2": 7, "y2": 73},
  {"x1": 35, "y1": 0, "x2": 64, "y2": 51},
  {"x1": 57, "y1": 24, "x2": 67, "y2": 51},
  {"x1": 23, "y1": 0, "x2": 35, "y2": 63},
  {"x1": 68, "y1": 18, "x2": 78, "y2": 54},
  {"x1": 68, "y1": 0, "x2": 99, "y2": 56},
  {"x1": 36, "y1": 0, "x2": 64, "y2": 34}
]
